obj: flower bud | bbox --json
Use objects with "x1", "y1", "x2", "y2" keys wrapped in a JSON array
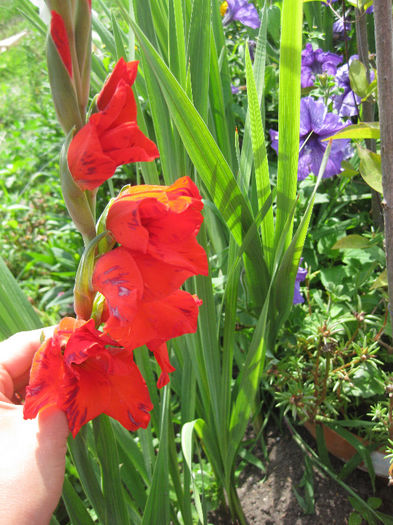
[
  {"x1": 47, "y1": 10, "x2": 82, "y2": 132},
  {"x1": 60, "y1": 130, "x2": 96, "y2": 243}
]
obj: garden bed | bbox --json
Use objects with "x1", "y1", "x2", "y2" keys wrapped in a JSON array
[{"x1": 210, "y1": 423, "x2": 393, "y2": 524}]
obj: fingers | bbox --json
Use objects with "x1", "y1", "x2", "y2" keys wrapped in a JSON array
[
  {"x1": 0, "y1": 365, "x2": 14, "y2": 401},
  {"x1": 0, "y1": 327, "x2": 55, "y2": 385}
]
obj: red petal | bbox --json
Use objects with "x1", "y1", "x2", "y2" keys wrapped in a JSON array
[
  {"x1": 102, "y1": 350, "x2": 153, "y2": 431},
  {"x1": 94, "y1": 80, "x2": 137, "y2": 131},
  {"x1": 107, "y1": 290, "x2": 202, "y2": 348},
  {"x1": 23, "y1": 338, "x2": 65, "y2": 419},
  {"x1": 64, "y1": 343, "x2": 152, "y2": 437},
  {"x1": 50, "y1": 11, "x2": 72, "y2": 77},
  {"x1": 148, "y1": 342, "x2": 176, "y2": 388},
  {"x1": 106, "y1": 177, "x2": 208, "y2": 275},
  {"x1": 67, "y1": 121, "x2": 116, "y2": 190},
  {"x1": 132, "y1": 252, "x2": 193, "y2": 300},
  {"x1": 97, "y1": 59, "x2": 139, "y2": 111},
  {"x1": 92, "y1": 247, "x2": 144, "y2": 327},
  {"x1": 101, "y1": 122, "x2": 159, "y2": 164}
]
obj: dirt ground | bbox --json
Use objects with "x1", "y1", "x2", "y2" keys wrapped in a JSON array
[{"x1": 209, "y1": 423, "x2": 393, "y2": 524}]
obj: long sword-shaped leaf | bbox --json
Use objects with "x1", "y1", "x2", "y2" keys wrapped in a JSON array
[
  {"x1": 62, "y1": 477, "x2": 95, "y2": 525},
  {"x1": 142, "y1": 387, "x2": 170, "y2": 525},
  {"x1": 274, "y1": 0, "x2": 303, "y2": 249},
  {"x1": 245, "y1": 44, "x2": 274, "y2": 270},
  {"x1": 129, "y1": 18, "x2": 267, "y2": 303},
  {"x1": 272, "y1": 141, "x2": 333, "y2": 329},
  {"x1": 93, "y1": 415, "x2": 129, "y2": 525},
  {"x1": 187, "y1": 0, "x2": 210, "y2": 119},
  {"x1": 239, "y1": 4, "x2": 269, "y2": 192},
  {"x1": 0, "y1": 257, "x2": 42, "y2": 340}
]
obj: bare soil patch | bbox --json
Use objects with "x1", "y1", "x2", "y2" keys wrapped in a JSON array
[{"x1": 210, "y1": 423, "x2": 393, "y2": 524}]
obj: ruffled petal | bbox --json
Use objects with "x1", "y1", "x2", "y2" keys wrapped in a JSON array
[
  {"x1": 23, "y1": 338, "x2": 65, "y2": 418},
  {"x1": 67, "y1": 121, "x2": 116, "y2": 190},
  {"x1": 147, "y1": 342, "x2": 176, "y2": 388},
  {"x1": 107, "y1": 290, "x2": 202, "y2": 349},
  {"x1": 92, "y1": 247, "x2": 144, "y2": 328},
  {"x1": 101, "y1": 122, "x2": 159, "y2": 164},
  {"x1": 97, "y1": 58, "x2": 139, "y2": 112}
]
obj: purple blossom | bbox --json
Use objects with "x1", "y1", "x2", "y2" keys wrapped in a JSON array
[
  {"x1": 301, "y1": 43, "x2": 342, "y2": 89},
  {"x1": 333, "y1": 55, "x2": 361, "y2": 117},
  {"x1": 231, "y1": 84, "x2": 240, "y2": 94},
  {"x1": 333, "y1": 18, "x2": 351, "y2": 39},
  {"x1": 269, "y1": 97, "x2": 350, "y2": 181},
  {"x1": 221, "y1": 0, "x2": 260, "y2": 30},
  {"x1": 293, "y1": 259, "x2": 307, "y2": 305}
]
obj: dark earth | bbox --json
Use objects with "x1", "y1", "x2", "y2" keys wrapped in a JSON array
[{"x1": 209, "y1": 422, "x2": 393, "y2": 524}]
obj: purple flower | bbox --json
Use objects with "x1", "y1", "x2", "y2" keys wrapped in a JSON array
[
  {"x1": 301, "y1": 43, "x2": 342, "y2": 89},
  {"x1": 269, "y1": 97, "x2": 350, "y2": 181},
  {"x1": 293, "y1": 259, "x2": 307, "y2": 305},
  {"x1": 333, "y1": 18, "x2": 351, "y2": 40},
  {"x1": 333, "y1": 55, "x2": 361, "y2": 117},
  {"x1": 231, "y1": 84, "x2": 240, "y2": 94},
  {"x1": 221, "y1": 0, "x2": 260, "y2": 30}
]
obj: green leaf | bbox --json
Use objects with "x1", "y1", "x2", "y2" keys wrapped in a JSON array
[
  {"x1": 93, "y1": 415, "x2": 129, "y2": 524},
  {"x1": 0, "y1": 257, "x2": 42, "y2": 340},
  {"x1": 275, "y1": 0, "x2": 303, "y2": 249},
  {"x1": 349, "y1": 59, "x2": 369, "y2": 99},
  {"x1": 348, "y1": 512, "x2": 362, "y2": 525},
  {"x1": 181, "y1": 420, "x2": 206, "y2": 525},
  {"x1": 367, "y1": 497, "x2": 382, "y2": 510},
  {"x1": 325, "y1": 122, "x2": 380, "y2": 141},
  {"x1": 62, "y1": 477, "x2": 95, "y2": 525},
  {"x1": 245, "y1": 42, "x2": 274, "y2": 269},
  {"x1": 187, "y1": 0, "x2": 211, "y2": 119},
  {"x1": 129, "y1": 16, "x2": 267, "y2": 306},
  {"x1": 142, "y1": 387, "x2": 170, "y2": 525},
  {"x1": 357, "y1": 146, "x2": 383, "y2": 194},
  {"x1": 332, "y1": 234, "x2": 372, "y2": 250},
  {"x1": 371, "y1": 268, "x2": 387, "y2": 289},
  {"x1": 67, "y1": 428, "x2": 105, "y2": 523}
]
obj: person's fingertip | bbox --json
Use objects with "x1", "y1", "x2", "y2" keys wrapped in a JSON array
[{"x1": 38, "y1": 406, "x2": 69, "y2": 441}]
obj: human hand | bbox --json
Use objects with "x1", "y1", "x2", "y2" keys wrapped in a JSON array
[{"x1": 0, "y1": 328, "x2": 69, "y2": 525}]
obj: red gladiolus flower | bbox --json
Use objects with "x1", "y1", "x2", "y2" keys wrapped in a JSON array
[
  {"x1": 106, "y1": 176, "x2": 209, "y2": 276},
  {"x1": 50, "y1": 11, "x2": 72, "y2": 77},
  {"x1": 68, "y1": 58, "x2": 159, "y2": 191},
  {"x1": 23, "y1": 317, "x2": 153, "y2": 437},
  {"x1": 91, "y1": 177, "x2": 208, "y2": 386},
  {"x1": 92, "y1": 248, "x2": 203, "y2": 386}
]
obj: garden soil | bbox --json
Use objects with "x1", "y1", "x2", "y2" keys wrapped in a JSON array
[{"x1": 209, "y1": 423, "x2": 393, "y2": 524}]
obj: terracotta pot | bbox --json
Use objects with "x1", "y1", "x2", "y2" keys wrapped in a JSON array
[{"x1": 304, "y1": 421, "x2": 391, "y2": 478}]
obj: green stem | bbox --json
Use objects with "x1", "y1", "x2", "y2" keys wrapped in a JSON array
[{"x1": 226, "y1": 474, "x2": 248, "y2": 525}]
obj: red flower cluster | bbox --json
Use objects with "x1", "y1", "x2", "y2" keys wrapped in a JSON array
[
  {"x1": 68, "y1": 59, "x2": 159, "y2": 190},
  {"x1": 24, "y1": 177, "x2": 208, "y2": 435},
  {"x1": 23, "y1": 318, "x2": 153, "y2": 437},
  {"x1": 93, "y1": 176, "x2": 208, "y2": 388}
]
